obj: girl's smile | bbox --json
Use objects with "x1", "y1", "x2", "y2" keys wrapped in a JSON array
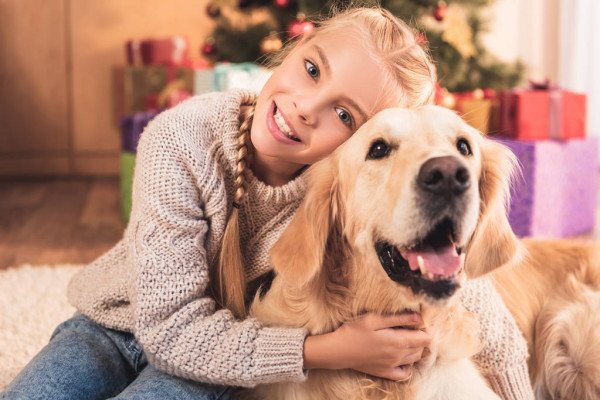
[{"x1": 266, "y1": 101, "x2": 303, "y2": 145}]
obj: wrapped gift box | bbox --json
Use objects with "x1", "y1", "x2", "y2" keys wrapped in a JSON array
[
  {"x1": 436, "y1": 88, "x2": 496, "y2": 134},
  {"x1": 113, "y1": 66, "x2": 194, "y2": 122},
  {"x1": 213, "y1": 62, "x2": 272, "y2": 93},
  {"x1": 194, "y1": 69, "x2": 215, "y2": 95},
  {"x1": 120, "y1": 110, "x2": 158, "y2": 153},
  {"x1": 498, "y1": 89, "x2": 587, "y2": 140},
  {"x1": 455, "y1": 97, "x2": 493, "y2": 134},
  {"x1": 500, "y1": 138, "x2": 598, "y2": 237},
  {"x1": 126, "y1": 36, "x2": 190, "y2": 66},
  {"x1": 120, "y1": 152, "x2": 136, "y2": 222}
]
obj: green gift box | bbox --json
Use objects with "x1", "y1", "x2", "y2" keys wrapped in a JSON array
[{"x1": 120, "y1": 152, "x2": 136, "y2": 223}]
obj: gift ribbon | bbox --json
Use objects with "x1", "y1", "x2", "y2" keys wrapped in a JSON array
[{"x1": 548, "y1": 90, "x2": 563, "y2": 140}]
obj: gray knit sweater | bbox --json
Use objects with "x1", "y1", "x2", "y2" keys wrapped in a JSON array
[{"x1": 67, "y1": 89, "x2": 533, "y2": 398}]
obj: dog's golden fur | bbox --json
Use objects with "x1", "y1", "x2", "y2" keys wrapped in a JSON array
[
  {"x1": 492, "y1": 239, "x2": 600, "y2": 399},
  {"x1": 240, "y1": 106, "x2": 528, "y2": 399}
]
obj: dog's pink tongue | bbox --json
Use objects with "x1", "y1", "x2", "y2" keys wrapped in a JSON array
[{"x1": 404, "y1": 245, "x2": 462, "y2": 276}]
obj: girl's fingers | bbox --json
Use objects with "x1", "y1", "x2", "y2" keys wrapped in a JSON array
[
  {"x1": 403, "y1": 348, "x2": 424, "y2": 365},
  {"x1": 387, "y1": 365, "x2": 413, "y2": 382},
  {"x1": 399, "y1": 329, "x2": 432, "y2": 348},
  {"x1": 365, "y1": 312, "x2": 422, "y2": 330}
]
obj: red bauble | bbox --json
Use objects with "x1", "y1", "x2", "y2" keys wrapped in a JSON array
[
  {"x1": 416, "y1": 32, "x2": 428, "y2": 45},
  {"x1": 274, "y1": 0, "x2": 291, "y2": 8},
  {"x1": 433, "y1": 1, "x2": 447, "y2": 22},
  {"x1": 287, "y1": 14, "x2": 314, "y2": 39},
  {"x1": 201, "y1": 38, "x2": 216, "y2": 56}
]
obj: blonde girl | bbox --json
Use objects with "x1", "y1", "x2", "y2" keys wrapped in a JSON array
[{"x1": 2, "y1": 6, "x2": 533, "y2": 400}]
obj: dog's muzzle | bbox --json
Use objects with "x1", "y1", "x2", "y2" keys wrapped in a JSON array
[{"x1": 375, "y1": 219, "x2": 463, "y2": 300}]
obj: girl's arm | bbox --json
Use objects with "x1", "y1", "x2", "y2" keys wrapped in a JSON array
[
  {"x1": 130, "y1": 110, "x2": 307, "y2": 388},
  {"x1": 460, "y1": 277, "x2": 535, "y2": 400}
]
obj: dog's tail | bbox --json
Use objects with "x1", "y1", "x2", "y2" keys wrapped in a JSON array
[{"x1": 534, "y1": 277, "x2": 600, "y2": 400}]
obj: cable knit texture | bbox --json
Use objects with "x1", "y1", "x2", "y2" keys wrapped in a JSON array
[
  {"x1": 68, "y1": 90, "x2": 533, "y2": 395},
  {"x1": 68, "y1": 90, "x2": 307, "y2": 387},
  {"x1": 461, "y1": 278, "x2": 535, "y2": 400}
]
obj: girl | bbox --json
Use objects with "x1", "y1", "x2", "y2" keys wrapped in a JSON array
[{"x1": 2, "y1": 6, "x2": 533, "y2": 400}]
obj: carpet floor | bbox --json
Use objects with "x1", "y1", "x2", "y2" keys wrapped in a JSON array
[{"x1": 0, "y1": 264, "x2": 80, "y2": 389}]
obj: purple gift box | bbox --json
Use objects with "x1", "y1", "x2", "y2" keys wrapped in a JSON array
[
  {"x1": 498, "y1": 138, "x2": 598, "y2": 237},
  {"x1": 120, "y1": 110, "x2": 159, "y2": 153}
]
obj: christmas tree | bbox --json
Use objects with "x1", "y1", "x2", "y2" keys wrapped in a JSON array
[{"x1": 202, "y1": 0, "x2": 524, "y2": 92}]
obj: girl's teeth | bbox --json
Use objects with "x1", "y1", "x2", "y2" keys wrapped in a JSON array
[{"x1": 274, "y1": 107, "x2": 299, "y2": 141}]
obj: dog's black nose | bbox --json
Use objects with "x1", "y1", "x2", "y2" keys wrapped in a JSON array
[{"x1": 417, "y1": 156, "x2": 470, "y2": 196}]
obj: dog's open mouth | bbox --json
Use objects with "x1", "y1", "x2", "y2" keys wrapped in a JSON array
[{"x1": 375, "y1": 218, "x2": 463, "y2": 300}]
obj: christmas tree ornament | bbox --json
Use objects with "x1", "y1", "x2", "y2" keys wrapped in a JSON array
[
  {"x1": 441, "y1": 92, "x2": 456, "y2": 109},
  {"x1": 416, "y1": 32, "x2": 428, "y2": 45},
  {"x1": 260, "y1": 32, "x2": 283, "y2": 54},
  {"x1": 287, "y1": 13, "x2": 315, "y2": 39},
  {"x1": 442, "y1": 6, "x2": 476, "y2": 59},
  {"x1": 206, "y1": 3, "x2": 221, "y2": 18},
  {"x1": 201, "y1": 37, "x2": 216, "y2": 56},
  {"x1": 274, "y1": 0, "x2": 292, "y2": 8},
  {"x1": 472, "y1": 88, "x2": 484, "y2": 100},
  {"x1": 433, "y1": 1, "x2": 448, "y2": 22}
]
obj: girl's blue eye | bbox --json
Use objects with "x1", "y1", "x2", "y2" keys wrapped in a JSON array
[
  {"x1": 336, "y1": 107, "x2": 353, "y2": 127},
  {"x1": 305, "y1": 60, "x2": 319, "y2": 78}
]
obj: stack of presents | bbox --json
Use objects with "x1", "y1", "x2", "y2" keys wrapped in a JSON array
[
  {"x1": 116, "y1": 36, "x2": 271, "y2": 221},
  {"x1": 441, "y1": 85, "x2": 595, "y2": 238}
]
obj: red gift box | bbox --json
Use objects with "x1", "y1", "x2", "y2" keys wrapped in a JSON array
[
  {"x1": 126, "y1": 36, "x2": 190, "y2": 67},
  {"x1": 498, "y1": 88, "x2": 587, "y2": 140}
]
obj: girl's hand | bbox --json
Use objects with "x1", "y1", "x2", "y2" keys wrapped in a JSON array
[{"x1": 303, "y1": 313, "x2": 432, "y2": 381}]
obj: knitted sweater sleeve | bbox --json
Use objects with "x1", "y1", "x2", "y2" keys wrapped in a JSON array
[
  {"x1": 460, "y1": 278, "x2": 535, "y2": 400},
  {"x1": 128, "y1": 111, "x2": 308, "y2": 388}
]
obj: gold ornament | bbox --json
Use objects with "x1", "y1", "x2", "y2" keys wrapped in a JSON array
[
  {"x1": 441, "y1": 6, "x2": 476, "y2": 59},
  {"x1": 472, "y1": 88, "x2": 484, "y2": 100},
  {"x1": 260, "y1": 32, "x2": 283, "y2": 54},
  {"x1": 441, "y1": 92, "x2": 457, "y2": 109}
]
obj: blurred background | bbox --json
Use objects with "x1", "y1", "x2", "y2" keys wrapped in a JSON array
[{"x1": 1, "y1": 0, "x2": 599, "y2": 268}]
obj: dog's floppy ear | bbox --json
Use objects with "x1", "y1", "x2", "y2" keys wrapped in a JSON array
[
  {"x1": 270, "y1": 156, "x2": 343, "y2": 287},
  {"x1": 464, "y1": 137, "x2": 524, "y2": 278}
]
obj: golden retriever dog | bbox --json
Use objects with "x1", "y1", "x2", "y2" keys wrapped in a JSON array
[
  {"x1": 492, "y1": 240, "x2": 600, "y2": 399},
  {"x1": 240, "y1": 105, "x2": 525, "y2": 400}
]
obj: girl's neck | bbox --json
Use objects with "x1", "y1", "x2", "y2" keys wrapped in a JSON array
[{"x1": 251, "y1": 149, "x2": 306, "y2": 187}]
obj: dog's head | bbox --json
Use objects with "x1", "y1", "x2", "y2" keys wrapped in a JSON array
[{"x1": 271, "y1": 105, "x2": 522, "y2": 306}]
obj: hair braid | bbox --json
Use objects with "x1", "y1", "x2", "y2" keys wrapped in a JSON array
[{"x1": 214, "y1": 93, "x2": 256, "y2": 319}]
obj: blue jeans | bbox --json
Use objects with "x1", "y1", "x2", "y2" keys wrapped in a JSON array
[{"x1": 1, "y1": 313, "x2": 234, "y2": 400}]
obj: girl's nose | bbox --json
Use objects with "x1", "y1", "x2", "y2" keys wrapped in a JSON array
[{"x1": 293, "y1": 96, "x2": 321, "y2": 127}]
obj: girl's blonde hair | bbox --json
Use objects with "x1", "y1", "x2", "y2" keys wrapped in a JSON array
[{"x1": 214, "y1": 6, "x2": 437, "y2": 319}]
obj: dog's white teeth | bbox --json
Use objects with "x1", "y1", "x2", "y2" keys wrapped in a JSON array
[{"x1": 417, "y1": 255, "x2": 428, "y2": 275}]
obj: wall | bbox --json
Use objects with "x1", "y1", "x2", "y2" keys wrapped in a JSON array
[
  {"x1": 0, "y1": 0, "x2": 213, "y2": 176},
  {"x1": 482, "y1": 0, "x2": 560, "y2": 83}
]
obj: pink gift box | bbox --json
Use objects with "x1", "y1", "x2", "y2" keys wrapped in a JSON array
[{"x1": 499, "y1": 138, "x2": 598, "y2": 237}]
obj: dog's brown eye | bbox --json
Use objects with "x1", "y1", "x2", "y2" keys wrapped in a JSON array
[
  {"x1": 457, "y1": 138, "x2": 472, "y2": 156},
  {"x1": 367, "y1": 140, "x2": 390, "y2": 160}
]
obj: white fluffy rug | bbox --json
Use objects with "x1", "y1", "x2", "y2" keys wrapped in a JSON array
[{"x1": 0, "y1": 264, "x2": 80, "y2": 389}]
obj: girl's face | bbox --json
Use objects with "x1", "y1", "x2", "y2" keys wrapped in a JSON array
[{"x1": 251, "y1": 30, "x2": 396, "y2": 167}]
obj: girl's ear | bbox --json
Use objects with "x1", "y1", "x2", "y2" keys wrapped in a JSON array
[
  {"x1": 464, "y1": 137, "x2": 525, "y2": 278},
  {"x1": 270, "y1": 157, "x2": 340, "y2": 287}
]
